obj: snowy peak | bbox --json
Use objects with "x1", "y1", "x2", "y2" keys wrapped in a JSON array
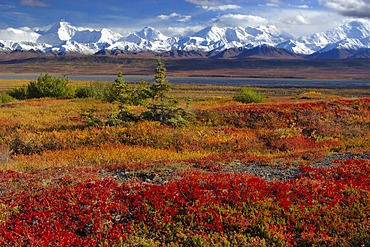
[
  {"x1": 250, "y1": 26, "x2": 292, "y2": 43},
  {"x1": 193, "y1": 26, "x2": 226, "y2": 41},
  {"x1": 52, "y1": 21, "x2": 77, "y2": 40},
  {"x1": 176, "y1": 25, "x2": 291, "y2": 52},
  {"x1": 320, "y1": 38, "x2": 365, "y2": 53},
  {"x1": 137, "y1": 26, "x2": 169, "y2": 41},
  {"x1": 37, "y1": 21, "x2": 77, "y2": 45},
  {"x1": 71, "y1": 28, "x2": 122, "y2": 44},
  {"x1": 1, "y1": 19, "x2": 370, "y2": 58},
  {"x1": 36, "y1": 21, "x2": 121, "y2": 46},
  {"x1": 125, "y1": 27, "x2": 170, "y2": 43},
  {"x1": 0, "y1": 40, "x2": 11, "y2": 53},
  {"x1": 123, "y1": 27, "x2": 173, "y2": 52},
  {"x1": 100, "y1": 28, "x2": 123, "y2": 44},
  {"x1": 281, "y1": 19, "x2": 370, "y2": 55},
  {"x1": 339, "y1": 19, "x2": 370, "y2": 39}
]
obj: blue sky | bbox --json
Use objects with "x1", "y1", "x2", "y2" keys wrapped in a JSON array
[{"x1": 1, "y1": 0, "x2": 370, "y2": 38}]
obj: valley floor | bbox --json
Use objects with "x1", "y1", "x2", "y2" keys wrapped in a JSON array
[{"x1": 1, "y1": 56, "x2": 370, "y2": 80}]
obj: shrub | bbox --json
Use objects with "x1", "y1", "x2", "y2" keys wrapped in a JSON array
[
  {"x1": 0, "y1": 92, "x2": 15, "y2": 103},
  {"x1": 234, "y1": 87, "x2": 264, "y2": 104},
  {"x1": 28, "y1": 74, "x2": 75, "y2": 99},
  {"x1": 75, "y1": 82, "x2": 111, "y2": 100},
  {"x1": 8, "y1": 87, "x2": 27, "y2": 100},
  {"x1": 10, "y1": 74, "x2": 75, "y2": 99},
  {"x1": 104, "y1": 72, "x2": 130, "y2": 103}
]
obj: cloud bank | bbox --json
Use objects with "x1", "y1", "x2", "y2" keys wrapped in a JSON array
[
  {"x1": 157, "y1": 13, "x2": 192, "y2": 22},
  {"x1": 217, "y1": 14, "x2": 268, "y2": 26},
  {"x1": 319, "y1": 0, "x2": 370, "y2": 18},
  {"x1": 185, "y1": 0, "x2": 240, "y2": 11},
  {"x1": 19, "y1": 0, "x2": 49, "y2": 8}
]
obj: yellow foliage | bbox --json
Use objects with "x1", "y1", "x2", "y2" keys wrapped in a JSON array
[{"x1": 3, "y1": 144, "x2": 209, "y2": 171}]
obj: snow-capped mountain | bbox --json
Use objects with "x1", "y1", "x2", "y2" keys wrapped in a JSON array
[
  {"x1": 36, "y1": 21, "x2": 77, "y2": 46},
  {"x1": 0, "y1": 40, "x2": 10, "y2": 52},
  {"x1": 1, "y1": 19, "x2": 370, "y2": 59},
  {"x1": 279, "y1": 19, "x2": 370, "y2": 55},
  {"x1": 34, "y1": 21, "x2": 122, "y2": 53},
  {"x1": 117, "y1": 26, "x2": 177, "y2": 52},
  {"x1": 175, "y1": 25, "x2": 291, "y2": 52},
  {"x1": 0, "y1": 40, "x2": 50, "y2": 53}
]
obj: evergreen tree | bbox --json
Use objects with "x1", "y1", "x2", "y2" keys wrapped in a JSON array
[
  {"x1": 149, "y1": 59, "x2": 171, "y2": 122},
  {"x1": 111, "y1": 73, "x2": 137, "y2": 122},
  {"x1": 141, "y1": 59, "x2": 194, "y2": 126},
  {"x1": 109, "y1": 72, "x2": 130, "y2": 103}
]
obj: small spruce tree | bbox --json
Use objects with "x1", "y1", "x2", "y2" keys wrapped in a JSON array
[
  {"x1": 107, "y1": 73, "x2": 129, "y2": 103},
  {"x1": 142, "y1": 59, "x2": 194, "y2": 126},
  {"x1": 149, "y1": 59, "x2": 171, "y2": 122},
  {"x1": 111, "y1": 73, "x2": 138, "y2": 122}
]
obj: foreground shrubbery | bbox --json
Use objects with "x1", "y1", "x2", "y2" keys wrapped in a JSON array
[
  {"x1": 0, "y1": 159, "x2": 369, "y2": 246},
  {"x1": 0, "y1": 95, "x2": 369, "y2": 245}
]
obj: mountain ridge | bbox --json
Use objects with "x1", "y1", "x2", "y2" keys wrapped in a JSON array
[{"x1": 1, "y1": 20, "x2": 370, "y2": 59}]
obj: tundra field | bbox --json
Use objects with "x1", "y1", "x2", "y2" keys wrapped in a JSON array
[{"x1": 0, "y1": 77, "x2": 370, "y2": 246}]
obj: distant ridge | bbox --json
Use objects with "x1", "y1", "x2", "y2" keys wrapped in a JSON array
[{"x1": 1, "y1": 19, "x2": 370, "y2": 60}]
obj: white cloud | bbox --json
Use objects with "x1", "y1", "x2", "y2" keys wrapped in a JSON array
[
  {"x1": 185, "y1": 0, "x2": 240, "y2": 11},
  {"x1": 288, "y1": 4, "x2": 310, "y2": 9},
  {"x1": 0, "y1": 27, "x2": 40, "y2": 41},
  {"x1": 166, "y1": 25, "x2": 205, "y2": 36},
  {"x1": 319, "y1": 0, "x2": 370, "y2": 18},
  {"x1": 157, "y1": 13, "x2": 191, "y2": 22},
  {"x1": 280, "y1": 14, "x2": 311, "y2": 25},
  {"x1": 19, "y1": 0, "x2": 49, "y2": 8},
  {"x1": 201, "y1": 4, "x2": 241, "y2": 11},
  {"x1": 218, "y1": 14, "x2": 269, "y2": 26},
  {"x1": 270, "y1": 9, "x2": 344, "y2": 37},
  {"x1": 185, "y1": 0, "x2": 217, "y2": 6},
  {"x1": 265, "y1": 3, "x2": 279, "y2": 7}
]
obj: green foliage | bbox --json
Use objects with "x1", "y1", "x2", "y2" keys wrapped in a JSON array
[
  {"x1": 8, "y1": 87, "x2": 27, "y2": 100},
  {"x1": 138, "y1": 59, "x2": 194, "y2": 126},
  {"x1": 27, "y1": 74, "x2": 75, "y2": 99},
  {"x1": 148, "y1": 59, "x2": 171, "y2": 122},
  {"x1": 141, "y1": 99, "x2": 195, "y2": 127},
  {"x1": 234, "y1": 86, "x2": 264, "y2": 104},
  {"x1": 78, "y1": 61, "x2": 195, "y2": 127},
  {"x1": 105, "y1": 72, "x2": 130, "y2": 103},
  {"x1": 80, "y1": 108, "x2": 105, "y2": 127},
  {"x1": 9, "y1": 74, "x2": 75, "y2": 99},
  {"x1": 0, "y1": 92, "x2": 15, "y2": 103},
  {"x1": 75, "y1": 82, "x2": 111, "y2": 100},
  {"x1": 130, "y1": 80, "x2": 152, "y2": 106}
]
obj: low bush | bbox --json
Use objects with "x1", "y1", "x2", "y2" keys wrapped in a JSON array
[
  {"x1": 234, "y1": 86, "x2": 264, "y2": 104},
  {"x1": 75, "y1": 82, "x2": 111, "y2": 100},
  {"x1": 9, "y1": 74, "x2": 75, "y2": 99},
  {"x1": 8, "y1": 87, "x2": 27, "y2": 100},
  {"x1": 0, "y1": 92, "x2": 15, "y2": 103}
]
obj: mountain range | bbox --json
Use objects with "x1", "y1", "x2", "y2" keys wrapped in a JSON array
[{"x1": 1, "y1": 20, "x2": 370, "y2": 59}]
